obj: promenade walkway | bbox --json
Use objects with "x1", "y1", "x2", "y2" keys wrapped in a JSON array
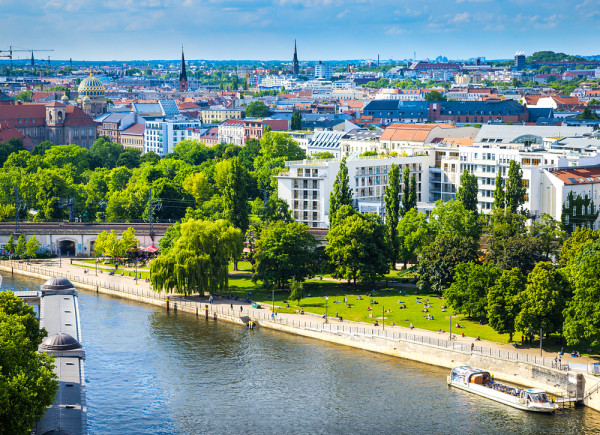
[{"x1": 5, "y1": 258, "x2": 597, "y2": 373}]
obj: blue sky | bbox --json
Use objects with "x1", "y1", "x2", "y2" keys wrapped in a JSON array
[{"x1": 1, "y1": 0, "x2": 599, "y2": 61}]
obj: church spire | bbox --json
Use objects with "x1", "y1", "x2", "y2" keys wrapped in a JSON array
[
  {"x1": 292, "y1": 39, "x2": 299, "y2": 76},
  {"x1": 179, "y1": 47, "x2": 188, "y2": 92}
]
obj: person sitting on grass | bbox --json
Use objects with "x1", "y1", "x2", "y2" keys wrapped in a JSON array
[
  {"x1": 409, "y1": 323, "x2": 414, "y2": 329},
  {"x1": 374, "y1": 320, "x2": 379, "y2": 326}
]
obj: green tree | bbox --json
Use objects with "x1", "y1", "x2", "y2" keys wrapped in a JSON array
[
  {"x1": 32, "y1": 140, "x2": 54, "y2": 156},
  {"x1": 150, "y1": 219, "x2": 242, "y2": 296},
  {"x1": 325, "y1": 212, "x2": 390, "y2": 288},
  {"x1": 487, "y1": 268, "x2": 525, "y2": 341},
  {"x1": 15, "y1": 90, "x2": 33, "y2": 102},
  {"x1": 0, "y1": 292, "x2": 58, "y2": 433},
  {"x1": 397, "y1": 208, "x2": 430, "y2": 268},
  {"x1": 328, "y1": 158, "x2": 353, "y2": 228},
  {"x1": 384, "y1": 164, "x2": 401, "y2": 268},
  {"x1": 90, "y1": 138, "x2": 124, "y2": 169},
  {"x1": 429, "y1": 199, "x2": 480, "y2": 240},
  {"x1": 4, "y1": 234, "x2": 15, "y2": 254},
  {"x1": 254, "y1": 221, "x2": 317, "y2": 289},
  {"x1": 559, "y1": 226, "x2": 599, "y2": 266},
  {"x1": 219, "y1": 157, "x2": 249, "y2": 233},
  {"x1": 487, "y1": 209, "x2": 542, "y2": 274},
  {"x1": 15, "y1": 234, "x2": 26, "y2": 256},
  {"x1": 289, "y1": 280, "x2": 306, "y2": 306},
  {"x1": 115, "y1": 148, "x2": 141, "y2": 169},
  {"x1": 515, "y1": 262, "x2": 569, "y2": 337},
  {"x1": 401, "y1": 166, "x2": 417, "y2": 214},
  {"x1": 578, "y1": 107, "x2": 599, "y2": 120},
  {"x1": 529, "y1": 214, "x2": 566, "y2": 262},
  {"x1": 563, "y1": 240, "x2": 600, "y2": 345},
  {"x1": 493, "y1": 170, "x2": 505, "y2": 209},
  {"x1": 417, "y1": 234, "x2": 479, "y2": 293},
  {"x1": 25, "y1": 235, "x2": 40, "y2": 259},
  {"x1": 182, "y1": 172, "x2": 212, "y2": 205},
  {"x1": 245, "y1": 101, "x2": 269, "y2": 117},
  {"x1": 445, "y1": 262, "x2": 499, "y2": 320},
  {"x1": 291, "y1": 110, "x2": 302, "y2": 130},
  {"x1": 311, "y1": 152, "x2": 335, "y2": 159},
  {"x1": 505, "y1": 160, "x2": 526, "y2": 213},
  {"x1": 456, "y1": 169, "x2": 478, "y2": 216},
  {"x1": 424, "y1": 90, "x2": 447, "y2": 101}
]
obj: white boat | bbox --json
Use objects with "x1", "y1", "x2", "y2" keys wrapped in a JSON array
[{"x1": 447, "y1": 366, "x2": 557, "y2": 414}]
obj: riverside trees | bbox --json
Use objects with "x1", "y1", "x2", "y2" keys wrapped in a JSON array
[
  {"x1": 150, "y1": 219, "x2": 242, "y2": 296},
  {"x1": 0, "y1": 292, "x2": 58, "y2": 433}
]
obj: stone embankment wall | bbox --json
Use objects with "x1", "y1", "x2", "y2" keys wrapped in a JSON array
[{"x1": 2, "y1": 262, "x2": 597, "y2": 412}]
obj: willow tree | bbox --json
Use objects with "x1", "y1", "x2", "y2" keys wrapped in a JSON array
[{"x1": 149, "y1": 219, "x2": 243, "y2": 296}]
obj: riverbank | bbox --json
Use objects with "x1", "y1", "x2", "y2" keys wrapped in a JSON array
[{"x1": 3, "y1": 258, "x2": 599, "y2": 412}]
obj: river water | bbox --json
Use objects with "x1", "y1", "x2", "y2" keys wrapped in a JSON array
[{"x1": 3, "y1": 274, "x2": 600, "y2": 434}]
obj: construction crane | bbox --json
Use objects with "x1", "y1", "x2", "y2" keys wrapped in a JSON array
[{"x1": 0, "y1": 46, "x2": 54, "y2": 68}]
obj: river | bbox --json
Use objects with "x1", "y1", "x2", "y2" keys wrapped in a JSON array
[{"x1": 3, "y1": 274, "x2": 600, "y2": 434}]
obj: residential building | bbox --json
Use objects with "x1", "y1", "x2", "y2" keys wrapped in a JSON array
[
  {"x1": 217, "y1": 119, "x2": 245, "y2": 146},
  {"x1": 340, "y1": 129, "x2": 382, "y2": 157},
  {"x1": 97, "y1": 112, "x2": 143, "y2": 143},
  {"x1": 363, "y1": 100, "x2": 429, "y2": 123},
  {"x1": 190, "y1": 126, "x2": 219, "y2": 146},
  {"x1": 120, "y1": 123, "x2": 145, "y2": 151},
  {"x1": 200, "y1": 108, "x2": 243, "y2": 124},
  {"x1": 315, "y1": 61, "x2": 333, "y2": 80},
  {"x1": 514, "y1": 51, "x2": 526, "y2": 70},
  {"x1": 277, "y1": 154, "x2": 434, "y2": 227},
  {"x1": 428, "y1": 100, "x2": 528, "y2": 124},
  {"x1": 143, "y1": 117, "x2": 201, "y2": 156}
]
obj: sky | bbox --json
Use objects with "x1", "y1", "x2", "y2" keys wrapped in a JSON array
[{"x1": 1, "y1": 0, "x2": 599, "y2": 62}]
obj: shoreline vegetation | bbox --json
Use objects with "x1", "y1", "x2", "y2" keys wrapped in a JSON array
[{"x1": 35, "y1": 258, "x2": 600, "y2": 358}]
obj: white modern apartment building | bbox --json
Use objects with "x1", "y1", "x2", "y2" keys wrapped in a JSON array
[
  {"x1": 143, "y1": 117, "x2": 202, "y2": 156},
  {"x1": 277, "y1": 154, "x2": 434, "y2": 227},
  {"x1": 315, "y1": 61, "x2": 333, "y2": 80},
  {"x1": 217, "y1": 119, "x2": 245, "y2": 146}
]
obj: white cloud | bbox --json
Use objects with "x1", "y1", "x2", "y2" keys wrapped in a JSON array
[{"x1": 385, "y1": 25, "x2": 409, "y2": 35}]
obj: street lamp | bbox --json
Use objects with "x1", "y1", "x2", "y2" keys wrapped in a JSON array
[
  {"x1": 272, "y1": 288, "x2": 275, "y2": 320},
  {"x1": 449, "y1": 312, "x2": 452, "y2": 341},
  {"x1": 382, "y1": 305, "x2": 385, "y2": 330},
  {"x1": 95, "y1": 258, "x2": 98, "y2": 276},
  {"x1": 325, "y1": 296, "x2": 328, "y2": 323}
]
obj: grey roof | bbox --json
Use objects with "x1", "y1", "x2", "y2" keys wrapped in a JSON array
[
  {"x1": 475, "y1": 124, "x2": 594, "y2": 144},
  {"x1": 40, "y1": 333, "x2": 81, "y2": 351},
  {"x1": 158, "y1": 99, "x2": 180, "y2": 116},
  {"x1": 133, "y1": 102, "x2": 162, "y2": 114},
  {"x1": 437, "y1": 99, "x2": 524, "y2": 116},
  {"x1": 343, "y1": 129, "x2": 382, "y2": 140},
  {"x1": 41, "y1": 277, "x2": 75, "y2": 291},
  {"x1": 308, "y1": 130, "x2": 346, "y2": 149}
]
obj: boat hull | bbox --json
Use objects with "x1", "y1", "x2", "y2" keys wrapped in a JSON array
[{"x1": 448, "y1": 379, "x2": 556, "y2": 414}]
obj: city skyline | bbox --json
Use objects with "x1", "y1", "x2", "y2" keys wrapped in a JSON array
[{"x1": 1, "y1": 0, "x2": 600, "y2": 61}]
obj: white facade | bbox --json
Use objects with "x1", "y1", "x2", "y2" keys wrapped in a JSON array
[
  {"x1": 277, "y1": 154, "x2": 434, "y2": 227},
  {"x1": 143, "y1": 118, "x2": 201, "y2": 156},
  {"x1": 217, "y1": 120, "x2": 245, "y2": 146},
  {"x1": 315, "y1": 62, "x2": 333, "y2": 80}
]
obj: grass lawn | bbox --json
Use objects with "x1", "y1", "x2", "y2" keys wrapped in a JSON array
[
  {"x1": 223, "y1": 273, "x2": 512, "y2": 343},
  {"x1": 72, "y1": 263, "x2": 150, "y2": 280}
]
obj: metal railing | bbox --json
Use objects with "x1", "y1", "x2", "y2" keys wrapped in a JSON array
[
  {"x1": 0, "y1": 260, "x2": 573, "y2": 375},
  {"x1": 0, "y1": 261, "x2": 166, "y2": 301}
]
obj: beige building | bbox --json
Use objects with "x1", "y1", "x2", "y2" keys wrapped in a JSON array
[
  {"x1": 201, "y1": 108, "x2": 243, "y2": 124},
  {"x1": 120, "y1": 123, "x2": 145, "y2": 151}
]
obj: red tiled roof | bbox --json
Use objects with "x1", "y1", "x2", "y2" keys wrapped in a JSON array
[{"x1": 551, "y1": 166, "x2": 600, "y2": 185}]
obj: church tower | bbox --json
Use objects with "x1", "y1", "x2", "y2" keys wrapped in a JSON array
[
  {"x1": 179, "y1": 48, "x2": 188, "y2": 92},
  {"x1": 292, "y1": 40, "x2": 299, "y2": 76}
]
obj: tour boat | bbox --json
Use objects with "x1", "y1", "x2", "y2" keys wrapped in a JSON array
[{"x1": 447, "y1": 366, "x2": 557, "y2": 414}]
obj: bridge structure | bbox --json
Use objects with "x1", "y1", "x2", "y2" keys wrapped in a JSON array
[
  {"x1": 0, "y1": 222, "x2": 328, "y2": 256},
  {"x1": 0, "y1": 222, "x2": 173, "y2": 256},
  {"x1": 16, "y1": 277, "x2": 87, "y2": 435}
]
